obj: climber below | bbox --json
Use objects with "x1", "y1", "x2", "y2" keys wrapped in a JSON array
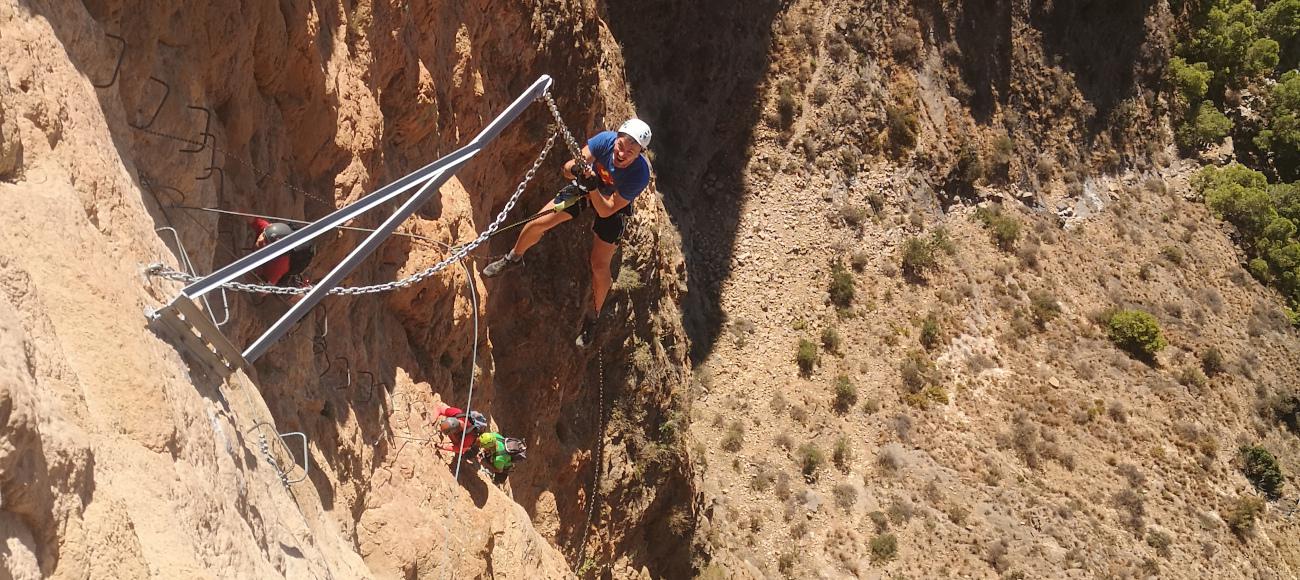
[
  {"x1": 477, "y1": 431, "x2": 527, "y2": 485},
  {"x1": 481, "y1": 119, "x2": 654, "y2": 348},
  {"x1": 247, "y1": 217, "x2": 315, "y2": 287},
  {"x1": 436, "y1": 406, "x2": 489, "y2": 456}
]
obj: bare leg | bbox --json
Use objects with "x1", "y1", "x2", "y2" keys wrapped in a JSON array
[
  {"x1": 511, "y1": 208, "x2": 571, "y2": 256},
  {"x1": 588, "y1": 235, "x2": 617, "y2": 315}
]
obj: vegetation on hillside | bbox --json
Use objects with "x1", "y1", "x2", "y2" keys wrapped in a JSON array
[
  {"x1": 1171, "y1": 0, "x2": 1300, "y2": 179},
  {"x1": 1174, "y1": 0, "x2": 1300, "y2": 320}
]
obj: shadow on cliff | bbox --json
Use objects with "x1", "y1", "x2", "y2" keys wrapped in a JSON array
[
  {"x1": 1028, "y1": 0, "x2": 1156, "y2": 118},
  {"x1": 602, "y1": 0, "x2": 785, "y2": 364},
  {"x1": 913, "y1": 0, "x2": 1013, "y2": 124},
  {"x1": 911, "y1": 0, "x2": 1155, "y2": 127}
]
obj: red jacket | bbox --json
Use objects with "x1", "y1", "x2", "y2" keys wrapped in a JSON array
[
  {"x1": 437, "y1": 407, "x2": 478, "y2": 454},
  {"x1": 248, "y1": 218, "x2": 290, "y2": 285}
]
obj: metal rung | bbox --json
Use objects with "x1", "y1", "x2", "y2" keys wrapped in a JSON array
[{"x1": 279, "y1": 431, "x2": 309, "y2": 484}]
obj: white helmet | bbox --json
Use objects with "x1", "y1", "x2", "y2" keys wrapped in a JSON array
[{"x1": 618, "y1": 118, "x2": 652, "y2": 149}]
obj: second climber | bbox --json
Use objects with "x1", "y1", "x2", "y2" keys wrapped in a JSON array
[{"x1": 247, "y1": 217, "x2": 316, "y2": 287}]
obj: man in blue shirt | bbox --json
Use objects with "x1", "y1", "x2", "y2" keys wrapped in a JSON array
[{"x1": 483, "y1": 119, "x2": 653, "y2": 347}]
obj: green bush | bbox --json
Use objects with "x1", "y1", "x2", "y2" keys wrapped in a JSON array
[
  {"x1": 829, "y1": 260, "x2": 855, "y2": 307},
  {"x1": 886, "y1": 104, "x2": 918, "y2": 152},
  {"x1": 901, "y1": 236, "x2": 938, "y2": 278},
  {"x1": 1169, "y1": 56, "x2": 1213, "y2": 104},
  {"x1": 1184, "y1": 0, "x2": 1268, "y2": 88},
  {"x1": 920, "y1": 312, "x2": 942, "y2": 349},
  {"x1": 1255, "y1": 70, "x2": 1300, "y2": 179},
  {"x1": 1262, "y1": 0, "x2": 1300, "y2": 70},
  {"x1": 833, "y1": 436, "x2": 853, "y2": 471},
  {"x1": 1241, "y1": 445, "x2": 1284, "y2": 499},
  {"x1": 821, "y1": 326, "x2": 842, "y2": 353},
  {"x1": 1225, "y1": 495, "x2": 1265, "y2": 537},
  {"x1": 833, "y1": 375, "x2": 858, "y2": 413},
  {"x1": 870, "y1": 533, "x2": 898, "y2": 562},
  {"x1": 797, "y1": 339, "x2": 818, "y2": 374},
  {"x1": 1029, "y1": 290, "x2": 1062, "y2": 329},
  {"x1": 974, "y1": 206, "x2": 1021, "y2": 251},
  {"x1": 797, "y1": 443, "x2": 825, "y2": 478},
  {"x1": 1195, "y1": 163, "x2": 1300, "y2": 307},
  {"x1": 1107, "y1": 310, "x2": 1168, "y2": 359},
  {"x1": 1245, "y1": 37, "x2": 1281, "y2": 76},
  {"x1": 722, "y1": 421, "x2": 745, "y2": 452},
  {"x1": 1176, "y1": 101, "x2": 1233, "y2": 150},
  {"x1": 1197, "y1": 163, "x2": 1276, "y2": 239},
  {"x1": 1202, "y1": 347, "x2": 1227, "y2": 375}
]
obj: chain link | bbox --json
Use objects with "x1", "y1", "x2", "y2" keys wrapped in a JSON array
[
  {"x1": 145, "y1": 130, "x2": 557, "y2": 295},
  {"x1": 571, "y1": 348, "x2": 606, "y2": 572},
  {"x1": 136, "y1": 125, "x2": 208, "y2": 148},
  {"x1": 543, "y1": 92, "x2": 589, "y2": 173}
]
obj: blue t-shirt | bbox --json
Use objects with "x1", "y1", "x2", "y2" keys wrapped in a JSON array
[{"x1": 587, "y1": 130, "x2": 650, "y2": 202}]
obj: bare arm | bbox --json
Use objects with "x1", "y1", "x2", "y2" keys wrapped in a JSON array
[{"x1": 587, "y1": 189, "x2": 631, "y2": 218}]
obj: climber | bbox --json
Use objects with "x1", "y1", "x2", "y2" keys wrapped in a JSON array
[
  {"x1": 435, "y1": 406, "x2": 489, "y2": 456},
  {"x1": 481, "y1": 119, "x2": 654, "y2": 348},
  {"x1": 476, "y1": 431, "x2": 527, "y2": 484},
  {"x1": 247, "y1": 217, "x2": 315, "y2": 287}
]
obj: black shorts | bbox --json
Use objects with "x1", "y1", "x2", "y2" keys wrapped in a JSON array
[{"x1": 555, "y1": 192, "x2": 631, "y2": 244}]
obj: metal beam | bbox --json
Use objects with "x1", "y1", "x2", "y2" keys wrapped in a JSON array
[
  {"x1": 231, "y1": 74, "x2": 553, "y2": 362},
  {"x1": 181, "y1": 74, "x2": 554, "y2": 300},
  {"x1": 243, "y1": 165, "x2": 451, "y2": 361}
]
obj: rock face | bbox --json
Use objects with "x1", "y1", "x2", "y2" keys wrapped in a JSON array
[{"x1": 1, "y1": 0, "x2": 694, "y2": 578}]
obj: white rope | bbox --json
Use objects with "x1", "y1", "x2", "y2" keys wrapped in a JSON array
[{"x1": 439, "y1": 259, "x2": 481, "y2": 574}]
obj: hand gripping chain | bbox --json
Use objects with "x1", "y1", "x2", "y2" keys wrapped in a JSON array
[{"x1": 543, "y1": 92, "x2": 590, "y2": 174}]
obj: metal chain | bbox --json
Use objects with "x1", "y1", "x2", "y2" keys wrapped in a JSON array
[
  {"x1": 144, "y1": 130, "x2": 557, "y2": 295},
  {"x1": 135, "y1": 125, "x2": 207, "y2": 148},
  {"x1": 571, "y1": 348, "x2": 606, "y2": 572},
  {"x1": 543, "y1": 92, "x2": 588, "y2": 172}
]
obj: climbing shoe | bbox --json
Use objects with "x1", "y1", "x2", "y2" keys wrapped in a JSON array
[
  {"x1": 575, "y1": 316, "x2": 597, "y2": 348},
  {"x1": 482, "y1": 255, "x2": 522, "y2": 278}
]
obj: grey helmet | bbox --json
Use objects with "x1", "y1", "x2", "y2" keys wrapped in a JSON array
[
  {"x1": 438, "y1": 417, "x2": 464, "y2": 435},
  {"x1": 263, "y1": 222, "x2": 293, "y2": 242}
]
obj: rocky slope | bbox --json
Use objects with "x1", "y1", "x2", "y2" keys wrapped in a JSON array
[
  {"x1": 2, "y1": 0, "x2": 694, "y2": 578},
  {"x1": 627, "y1": 1, "x2": 1300, "y2": 578}
]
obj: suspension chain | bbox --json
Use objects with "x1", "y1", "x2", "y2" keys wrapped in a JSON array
[
  {"x1": 571, "y1": 348, "x2": 606, "y2": 572},
  {"x1": 543, "y1": 92, "x2": 589, "y2": 173},
  {"x1": 145, "y1": 130, "x2": 557, "y2": 295}
]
